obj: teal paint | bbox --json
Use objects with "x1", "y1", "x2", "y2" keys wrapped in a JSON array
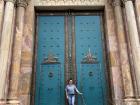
[
  {"x1": 35, "y1": 14, "x2": 107, "y2": 105},
  {"x1": 35, "y1": 16, "x2": 65, "y2": 105},
  {"x1": 75, "y1": 16, "x2": 107, "y2": 105}
]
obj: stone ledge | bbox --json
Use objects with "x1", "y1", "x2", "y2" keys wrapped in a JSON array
[
  {"x1": 0, "y1": 100, "x2": 6, "y2": 104},
  {"x1": 124, "y1": 98, "x2": 140, "y2": 102},
  {"x1": 6, "y1": 100, "x2": 20, "y2": 104},
  {"x1": 34, "y1": 0, "x2": 105, "y2": 6},
  {"x1": 0, "y1": 100, "x2": 20, "y2": 104},
  {"x1": 123, "y1": 98, "x2": 140, "y2": 105}
]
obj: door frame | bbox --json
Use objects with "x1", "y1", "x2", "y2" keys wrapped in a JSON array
[{"x1": 31, "y1": 10, "x2": 112, "y2": 105}]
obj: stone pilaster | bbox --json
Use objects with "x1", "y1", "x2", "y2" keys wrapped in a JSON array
[
  {"x1": 124, "y1": 0, "x2": 140, "y2": 97},
  {"x1": 18, "y1": 0, "x2": 34, "y2": 104},
  {"x1": 105, "y1": 3, "x2": 123, "y2": 105},
  {"x1": 123, "y1": 7, "x2": 140, "y2": 105},
  {"x1": 0, "y1": 0, "x2": 4, "y2": 40},
  {"x1": 113, "y1": 0, "x2": 134, "y2": 98},
  {"x1": 0, "y1": 0, "x2": 16, "y2": 102},
  {"x1": 135, "y1": 0, "x2": 140, "y2": 36},
  {"x1": 8, "y1": 0, "x2": 28, "y2": 102}
]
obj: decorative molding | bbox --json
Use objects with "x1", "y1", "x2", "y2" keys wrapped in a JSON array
[
  {"x1": 81, "y1": 48, "x2": 98, "y2": 64},
  {"x1": 6, "y1": 100, "x2": 20, "y2": 104},
  {"x1": 34, "y1": 0, "x2": 105, "y2": 6},
  {"x1": 123, "y1": 0, "x2": 133, "y2": 2},
  {"x1": 16, "y1": 0, "x2": 28, "y2": 7},
  {"x1": 4, "y1": 0, "x2": 16, "y2": 3},
  {"x1": 121, "y1": 0, "x2": 134, "y2": 6},
  {"x1": 42, "y1": 53, "x2": 60, "y2": 64},
  {"x1": 112, "y1": 0, "x2": 121, "y2": 6}
]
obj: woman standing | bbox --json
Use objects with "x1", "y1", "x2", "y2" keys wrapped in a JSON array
[{"x1": 65, "y1": 79, "x2": 82, "y2": 105}]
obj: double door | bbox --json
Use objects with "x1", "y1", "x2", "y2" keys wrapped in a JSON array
[{"x1": 35, "y1": 12, "x2": 108, "y2": 105}]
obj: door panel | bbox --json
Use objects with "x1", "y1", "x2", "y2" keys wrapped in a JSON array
[
  {"x1": 35, "y1": 16, "x2": 65, "y2": 105},
  {"x1": 75, "y1": 16, "x2": 107, "y2": 105},
  {"x1": 35, "y1": 14, "x2": 107, "y2": 105},
  {"x1": 39, "y1": 64, "x2": 61, "y2": 105}
]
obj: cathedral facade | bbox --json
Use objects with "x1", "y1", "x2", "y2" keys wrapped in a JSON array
[{"x1": 0, "y1": 0, "x2": 140, "y2": 105}]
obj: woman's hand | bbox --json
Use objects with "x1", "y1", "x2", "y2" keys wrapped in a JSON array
[
  {"x1": 67, "y1": 95, "x2": 69, "y2": 99},
  {"x1": 78, "y1": 92, "x2": 83, "y2": 95}
]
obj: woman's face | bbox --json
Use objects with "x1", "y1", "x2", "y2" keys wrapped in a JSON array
[{"x1": 69, "y1": 80, "x2": 73, "y2": 85}]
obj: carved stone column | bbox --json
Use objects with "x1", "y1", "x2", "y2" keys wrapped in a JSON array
[
  {"x1": 124, "y1": 0, "x2": 140, "y2": 97},
  {"x1": 0, "y1": 0, "x2": 4, "y2": 39},
  {"x1": 135, "y1": 0, "x2": 140, "y2": 35},
  {"x1": 8, "y1": 0, "x2": 28, "y2": 103},
  {"x1": 0, "y1": 0, "x2": 16, "y2": 102},
  {"x1": 113, "y1": 0, "x2": 134, "y2": 98},
  {"x1": 105, "y1": 4, "x2": 123, "y2": 105}
]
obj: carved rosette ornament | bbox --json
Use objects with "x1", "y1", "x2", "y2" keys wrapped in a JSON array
[
  {"x1": 112, "y1": 0, "x2": 121, "y2": 6},
  {"x1": 16, "y1": 0, "x2": 28, "y2": 7}
]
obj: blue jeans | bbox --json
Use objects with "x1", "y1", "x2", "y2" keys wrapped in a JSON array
[{"x1": 68, "y1": 94, "x2": 75, "y2": 105}]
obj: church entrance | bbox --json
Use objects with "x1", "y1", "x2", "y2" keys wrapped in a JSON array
[{"x1": 34, "y1": 11, "x2": 108, "y2": 105}]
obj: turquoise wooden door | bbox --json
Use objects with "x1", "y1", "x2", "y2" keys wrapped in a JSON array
[
  {"x1": 35, "y1": 16, "x2": 65, "y2": 105},
  {"x1": 35, "y1": 13, "x2": 108, "y2": 105},
  {"x1": 75, "y1": 16, "x2": 107, "y2": 105}
]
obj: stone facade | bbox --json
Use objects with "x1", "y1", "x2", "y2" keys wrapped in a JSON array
[
  {"x1": 34, "y1": 0, "x2": 105, "y2": 6},
  {"x1": 0, "y1": 0, "x2": 4, "y2": 38},
  {"x1": 0, "y1": 0, "x2": 140, "y2": 105},
  {"x1": 135, "y1": 0, "x2": 140, "y2": 34}
]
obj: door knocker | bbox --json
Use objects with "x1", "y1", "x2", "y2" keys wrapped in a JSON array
[
  {"x1": 89, "y1": 71, "x2": 93, "y2": 77},
  {"x1": 48, "y1": 72, "x2": 53, "y2": 78}
]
